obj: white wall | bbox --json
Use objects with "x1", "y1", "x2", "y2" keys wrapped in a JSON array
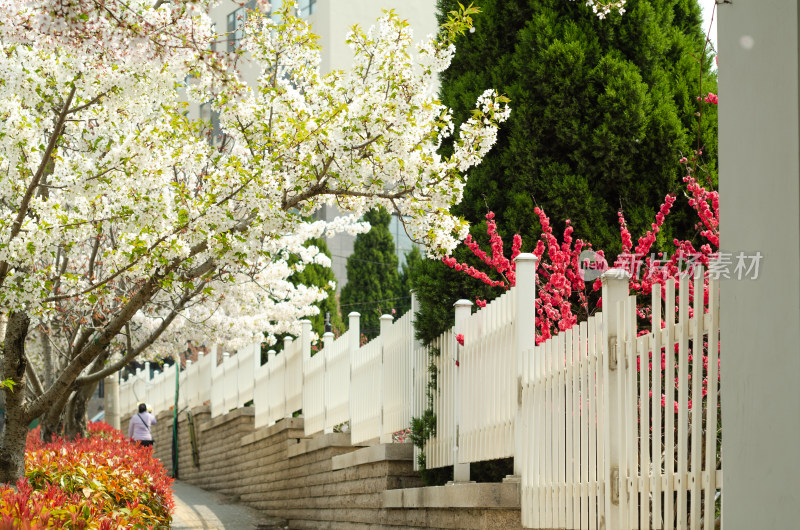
[
  {"x1": 718, "y1": 2, "x2": 800, "y2": 527},
  {"x1": 310, "y1": 0, "x2": 438, "y2": 75},
  {"x1": 306, "y1": 1, "x2": 437, "y2": 291}
]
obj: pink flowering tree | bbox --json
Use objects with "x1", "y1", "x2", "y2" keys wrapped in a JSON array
[
  {"x1": 443, "y1": 164, "x2": 721, "y2": 413},
  {"x1": 444, "y1": 209, "x2": 599, "y2": 344}
]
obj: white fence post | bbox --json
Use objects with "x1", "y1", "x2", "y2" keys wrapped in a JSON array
[
  {"x1": 300, "y1": 319, "x2": 312, "y2": 422},
  {"x1": 379, "y1": 314, "x2": 393, "y2": 443},
  {"x1": 348, "y1": 312, "x2": 360, "y2": 393},
  {"x1": 282, "y1": 337, "x2": 292, "y2": 419},
  {"x1": 210, "y1": 345, "x2": 222, "y2": 417},
  {"x1": 513, "y1": 253, "x2": 538, "y2": 478},
  {"x1": 601, "y1": 269, "x2": 630, "y2": 530},
  {"x1": 347, "y1": 311, "x2": 361, "y2": 439},
  {"x1": 453, "y1": 299, "x2": 472, "y2": 483},
  {"x1": 300, "y1": 320, "x2": 312, "y2": 361},
  {"x1": 209, "y1": 344, "x2": 216, "y2": 405},
  {"x1": 184, "y1": 359, "x2": 192, "y2": 410},
  {"x1": 322, "y1": 331, "x2": 334, "y2": 433}
]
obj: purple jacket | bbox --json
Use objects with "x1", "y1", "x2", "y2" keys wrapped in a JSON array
[{"x1": 128, "y1": 412, "x2": 157, "y2": 441}]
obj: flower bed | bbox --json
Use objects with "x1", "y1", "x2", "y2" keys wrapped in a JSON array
[{"x1": 0, "y1": 422, "x2": 173, "y2": 529}]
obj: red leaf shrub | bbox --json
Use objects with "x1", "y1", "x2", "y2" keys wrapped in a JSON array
[{"x1": 1, "y1": 422, "x2": 173, "y2": 529}]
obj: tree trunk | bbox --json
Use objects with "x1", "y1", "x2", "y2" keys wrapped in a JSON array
[
  {"x1": 40, "y1": 390, "x2": 70, "y2": 444},
  {"x1": 65, "y1": 384, "x2": 95, "y2": 440},
  {"x1": 64, "y1": 349, "x2": 108, "y2": 440},
  {"x1": 40, "y1": 329, "x2": 55, "y2": 388},
  {"x1": 0, "y1": 311, "x2": 30, "y2": 484}
]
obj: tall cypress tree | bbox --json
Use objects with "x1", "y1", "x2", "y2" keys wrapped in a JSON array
[
  {"x1": 340, "y1": 208, "x2": 402, "y2": 339},
  {"x1": 290, "y1": 237, "x2": 345, "y2": 336},
  {"x1": 396, "y1": 245, "x2": 425, "y2": 317},
  {"x1": 414, "y1": 0, "x2": 718, "y2": 343}
]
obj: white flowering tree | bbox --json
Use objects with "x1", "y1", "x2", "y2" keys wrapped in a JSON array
[{"x1": 0, "y1": 0, "x2": 509, "y2": 482}]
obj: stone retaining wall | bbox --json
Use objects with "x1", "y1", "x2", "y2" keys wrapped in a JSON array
[{"x1": 122, "y1": 407, "x2": 522, "y2": 529}]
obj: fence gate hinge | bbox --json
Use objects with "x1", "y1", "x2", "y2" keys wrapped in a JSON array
[
  {"x1": 611, "y1": 466, "x2": 620, "y2": 504},
  {"x1": 609, "y1": 339, "x2": 618, "y2": 370}
]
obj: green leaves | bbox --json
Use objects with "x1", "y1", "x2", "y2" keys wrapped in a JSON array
[
  {"x1": 417, "y1": 0, "x2": 718, "y2": 342},
  {"x1": 340, "y1": 208, "x2": 401, "y2": 340}
]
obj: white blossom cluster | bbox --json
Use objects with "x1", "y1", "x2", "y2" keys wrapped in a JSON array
[
  {"x1": 0, "y1": 1, "x2": 509, "y2": 384},
  {"x1": 204, "y1": 5, "x2": 510, "y2": 259},
  {"x1": 573, "y1": 0, "x2": 627, "y2": 18}
]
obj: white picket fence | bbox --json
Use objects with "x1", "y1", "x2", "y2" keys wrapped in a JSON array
[
  {"x1": 255, "y1": 330, "x2": 305, "y2": 428},
  {"x1": 517, "y1": 270, "x2": 722, "y2": 529},
  {"x1": 118, "y1": 254, "x2": 722, "y2": 530},
  {"x1": 120, "y1": 298, "x2": 421, "y2": 443}
]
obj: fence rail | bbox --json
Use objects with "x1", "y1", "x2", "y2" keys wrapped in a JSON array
[{"x1": 118, "y1": 255, "x2": 722, "y2": 529}]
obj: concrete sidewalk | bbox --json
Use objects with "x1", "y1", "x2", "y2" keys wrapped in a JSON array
[{"x1": 171, "y1": 480, "x2": 287, "y2": 529}]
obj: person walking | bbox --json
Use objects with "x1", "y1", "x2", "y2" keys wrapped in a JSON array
[{"x1": 128, "y1": 402, "x2": 157, "y2": 447}]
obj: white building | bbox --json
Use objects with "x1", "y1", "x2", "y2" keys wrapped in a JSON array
[{"x1": 196, "y1": 0, "x2": 437, "y2": 290}]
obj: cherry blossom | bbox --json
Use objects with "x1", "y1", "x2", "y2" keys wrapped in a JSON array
[{"x1": 0, "y1": 0, "x2": 509, "y2": 482}]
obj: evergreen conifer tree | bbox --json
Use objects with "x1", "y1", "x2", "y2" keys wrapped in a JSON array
[
  {"x1": 290, "y1": 237, "x2": 345, "y2": 336},
  {"x1": 414, "y1": 0, "x2": 717, "y2": 343},
  {"x1": 396, "y1": 245, "x2": 425, "y2": 317},
  {"x1": 340, "y1": 208, "x2": 401, "y2": 339}
]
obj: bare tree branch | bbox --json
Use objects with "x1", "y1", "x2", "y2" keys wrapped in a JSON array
[
  {"x1": 76, "y1": 282, "x2": 205, "y2": 385},
  {"x1": 25, "y1": 362, "x2": 44, "y2": 398}
]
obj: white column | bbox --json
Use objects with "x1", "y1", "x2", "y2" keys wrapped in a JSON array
[
  {"x1": 104, "y1": 376, "x2": 120, "y2": 430},
  {"x1": 452, "y1": 299, "x2": 472, "y2": 483},
  {"x1": 601, "y1": 269, "x2": 630, "y2": 529},
  {"x1": 718, "y1": 2, "x2": 800, "y2": 527},
  {"x1": 513, "y1": 253, "x2": 538, "y2": 477}
]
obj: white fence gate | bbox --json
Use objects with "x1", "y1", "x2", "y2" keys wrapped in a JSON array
[{"x1": 517, "y1": 270, "x2": 721, "y2": 529}]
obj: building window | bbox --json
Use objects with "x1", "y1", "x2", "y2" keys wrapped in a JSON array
[
  {"x1": 199, "y1": 102, "x2": 222, "y2": 145},
  {"x1": 210, "y1": 22, "x2": 217, "y2": 53},
  {"x1": 298, "y1": 0, "x2": 316, "y2": 17},
  {"x1": 227, "y1": 1, "x2": 257, "y2": 52}
]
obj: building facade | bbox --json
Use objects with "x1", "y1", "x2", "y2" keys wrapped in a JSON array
[{"x1": 195, "y1": 0, "x2": 437, "y2": 290}]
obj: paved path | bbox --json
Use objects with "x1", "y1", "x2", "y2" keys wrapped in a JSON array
[{"x1": 171, "y1": 480, "x2": 287, "y2": 529}]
